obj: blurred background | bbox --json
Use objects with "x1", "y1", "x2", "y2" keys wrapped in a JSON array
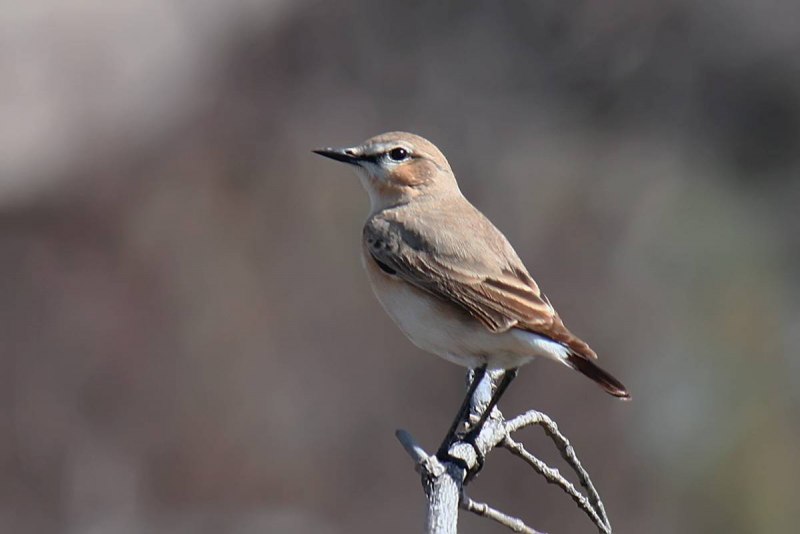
[{"x1": 2, "y1": 1, "x2": 799, "y2": 533}]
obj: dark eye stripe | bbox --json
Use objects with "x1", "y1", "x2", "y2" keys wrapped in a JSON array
[{"x1": 359, "y1": 153, "x2": 381, "y2": 163}]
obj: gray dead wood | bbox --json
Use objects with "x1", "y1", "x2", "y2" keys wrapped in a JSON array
[{"x1": 396, "y1": 370, "x2": 613, "y2": 534}]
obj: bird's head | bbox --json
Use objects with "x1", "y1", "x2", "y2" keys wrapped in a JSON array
[{"x1": 314, "y1": 131, "x2": 459, "y2": 211}]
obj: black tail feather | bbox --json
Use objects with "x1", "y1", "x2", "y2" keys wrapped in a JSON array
[{"x1": 566, "y1": 353, "x2": 631, "y2": 400}]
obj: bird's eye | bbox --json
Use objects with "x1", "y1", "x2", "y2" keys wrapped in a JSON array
[{"x1": 388, "y1": 147, "x2": 409, "y2": 161}]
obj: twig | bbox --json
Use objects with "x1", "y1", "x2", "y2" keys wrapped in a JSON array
[
  {"x1": 460, "y1": 493, "x2": 547, "y2": 534},
  {"x1": 502, "y1": 436, "x2": 610, "y2": 534},
  {"x1": 396, "y1": 429, "x2": 445, "y2": 478},
  {"x1": 505, "y1": 411, "x2": 611, "y2": 529},
  {"x1": 396, "y1": 428, "x2": 544, "y2": 534},
  {"x1": 396, "y1": 371, "x2": 615, "y2": 534}
]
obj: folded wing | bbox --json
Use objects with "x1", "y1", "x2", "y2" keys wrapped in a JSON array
[{"x1": 363, "y1": 208, "x2": 597, "y2": 360}]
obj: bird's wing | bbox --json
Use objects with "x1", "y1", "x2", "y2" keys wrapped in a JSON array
[{"x1": 364, "y1": 205, "x2": 597, "y2": 359}]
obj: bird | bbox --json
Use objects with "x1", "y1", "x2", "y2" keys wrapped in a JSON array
[{"x1": 313, "y1": 132, "x2": 629, "y2": 458}]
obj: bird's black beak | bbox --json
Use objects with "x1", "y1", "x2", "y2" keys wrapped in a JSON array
[{"x1": 312, "y1": 147, "x2": 362, "y2": 166}]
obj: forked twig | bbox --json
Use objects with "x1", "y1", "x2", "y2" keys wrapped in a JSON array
[
  {"x1": 505, "y1": 410, "x2": 610, "y2": 528},
  {"x1": 502, "y1": 436, "x2": 610, "y2": 533},
  {"x1": 396, "y1": 372, "x2": 614, "y2": 534},
  {"x1": 460, "y1": 493, "x2": 547, "y2": 534}
]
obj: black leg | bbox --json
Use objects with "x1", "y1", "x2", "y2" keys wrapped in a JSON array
[
  {"x1": 436, "y1": 364, "x2": 488, "y2": 459},
  {"x1": 461, "y1": 368, "x2": 519, "y2": 483},
  {"x1": 464, "y1": 367, "x2": 519, "y2": 443}
]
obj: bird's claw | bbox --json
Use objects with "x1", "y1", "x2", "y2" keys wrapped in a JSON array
[
  {"x1": 435, "y1": 432, "x2": 485, "y2": 485},
  {"x1": 462, "y1": 429, "x2": 485, "y2": 484}
]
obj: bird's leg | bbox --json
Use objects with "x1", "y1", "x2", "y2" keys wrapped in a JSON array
[
  {"x1": 465, "y1": 367, "x2": 518, "y2": 441},
  {"x1": 436, "y1": 364, "x2": 488, "y2": 460},
  {"x1": 462, "y1": 367, "x2": 519, "y2": 483}
]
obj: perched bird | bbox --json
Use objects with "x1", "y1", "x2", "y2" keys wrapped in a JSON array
[{"x1": 314, "y1": 132, "x2": 629, "y2": 454}]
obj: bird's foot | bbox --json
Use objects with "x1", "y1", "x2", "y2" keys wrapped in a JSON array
[
  {"x1": 435, "y1": 432, "x2": 485, "y2": 485},
  {"x1": 461, "y1": 428, "x2": 485, "y2": 484},
  {"x1": 435, "y1": 444, "x2": 469, "y2": 473}
]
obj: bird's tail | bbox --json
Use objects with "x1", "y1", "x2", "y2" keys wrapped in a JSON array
[{"x1": 565, "y1": 353, "x2": 631, "y2": 400}]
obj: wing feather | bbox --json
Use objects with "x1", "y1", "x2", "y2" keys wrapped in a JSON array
[{"x1": 363, "y1": 211, "x2": 597, "y2": 359}]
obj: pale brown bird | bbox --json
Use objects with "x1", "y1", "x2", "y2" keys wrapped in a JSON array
[{"x1": 314, "y1": 132, "x2": 629, "y2": 455}]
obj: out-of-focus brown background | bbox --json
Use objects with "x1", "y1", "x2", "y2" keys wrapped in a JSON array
[{"x1": 2, "y1": 1, "x2": 799, "y2": 533}]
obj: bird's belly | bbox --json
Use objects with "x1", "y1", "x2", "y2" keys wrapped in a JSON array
[{"x1": 361, "y1": 250, "x2": 548, "y2": 369}]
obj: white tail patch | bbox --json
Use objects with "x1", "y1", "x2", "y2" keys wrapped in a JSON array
[{"x1": 510, "y1": 329, "x2": 571, "y2": 363}]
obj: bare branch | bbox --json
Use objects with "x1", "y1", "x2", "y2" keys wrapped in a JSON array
[
  {"x1": 396, "y1": 429, "x2": 446, "y2": 477},
  {"x1": 395, "y1": 430, "x2": 547, "y2": 534},
  {"x1": 461, "y1": 493, "x2": 547, "y2": 534},
  {"x1": 505, "y1": 409, "x2": 551, "y2": 433},
  {"x1": 396, "y1": 430, "x2": 464, "y2": 534},
  {"x1": 502, "y1": 436, "x2": 611, "y2": 534},
  {"x1": 504, "y1": 410, "x2": 611, "y2": 529},
  {"x1": 396, "y1": 372, "x2": 615, "y2": 534}
]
